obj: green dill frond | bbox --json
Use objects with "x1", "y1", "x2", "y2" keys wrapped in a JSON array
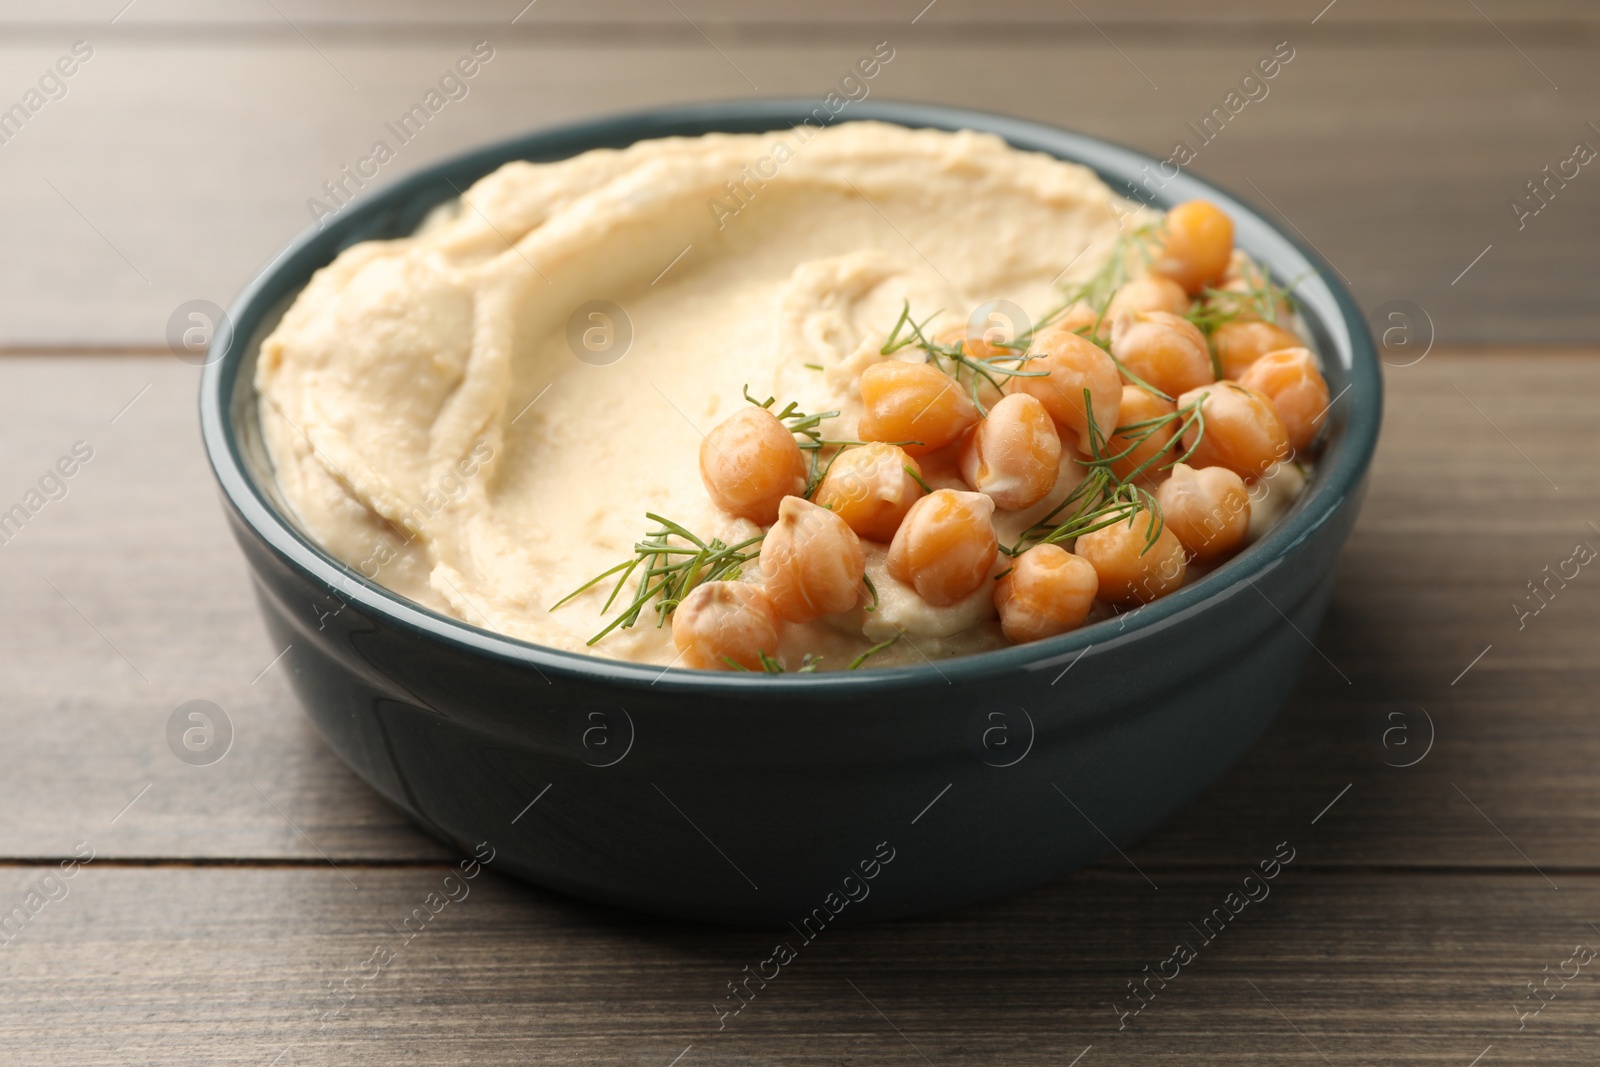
[
  {"x1": 551, "y1": 514, "x2": 764, "y2": 645},
  {"x1": 743, "y1": 385, "x2": 844, "y2": 497},
  {"x1": 848, "y1": 633, "x2": 902, "y2": 670},
  {"x1": 879, "y1": 300, "x2": 1048, "y2": 417},
  {"x1": 1185, "y1": 263, "x2": 1303, "y2": 334},
  {"x1": 1010, "y1": 384, "x2": 1206, "y2": 559}
]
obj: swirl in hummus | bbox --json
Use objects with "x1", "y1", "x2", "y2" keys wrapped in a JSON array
[{"x1": 257, "y1": 121, "x2": 1324, "y2": 671}]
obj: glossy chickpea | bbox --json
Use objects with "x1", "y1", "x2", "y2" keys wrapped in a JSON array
[
  {"x1": 1151, "y1": 200, "x2": 1234, "y2": 295},
  {"x1": 959, "y1": 393, "x2": 1062, "y2": 511},
  {"x1": 759, "y1": 496, "x2": 866, "y2": 623},
  {"x1": 1110, "y1": 310, "x2": 1215, "y2": 397},
  {"x1": 1238, "y1": 347, "x2": 1330, "y2": 451},
  {"x1": 1105, "y1": 275, "x2": 1191, "y2": 322},
  {"x1": 1074, "y1": 507, "x2": 1187, "y2": 604},
  {"x1": 671, "y1": 582, "x2": 782, "y2": 671},
  {"x1": 886, "y1": 489, "x2": 998, "y2": 606},
  {"x1": 1212, "y1": 320, "x2": 1303, "y2": 380},
  {"x1": 813, "y1": 442, "x2": 923, "y2": 542},
  {"x1": 993, "y1": 544, "x2": 1098, "y2": 644},
  {"x1": 1156, "y1": 462, "x2": 1250, "y2": 563},
  {"x1": 699, "y1": 406, "x2": 807, "y2": 526},
  {"x1": 1176, "y1": 382, "x2": 1291, "y2": 480},
  {"x1": 1107, "y1": 385, "x2": 1176, "y2": 483},
  {"x1": 1005, "y1": 326, "x2": 1121, "y2": 453},
  {"x1": 858, "y1": 360, "x2": 979, "y2": 456}
]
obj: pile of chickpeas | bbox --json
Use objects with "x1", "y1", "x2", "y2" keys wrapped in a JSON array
[{"x1": 672, "y1": 200, "x2": 1331, "y2": 670}]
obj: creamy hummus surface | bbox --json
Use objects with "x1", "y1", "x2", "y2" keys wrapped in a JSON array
[{"x1": 256, "y1": 121, "x2": 1308, "y2": 670}]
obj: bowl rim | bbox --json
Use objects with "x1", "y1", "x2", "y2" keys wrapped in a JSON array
[{"x1": 199, "y1": 98, "x2": 1382, "y2": 695}]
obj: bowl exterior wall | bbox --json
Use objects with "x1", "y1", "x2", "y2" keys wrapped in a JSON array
[{"x1": 231, "y1": 474, "x2": 1358, "y2": 924}]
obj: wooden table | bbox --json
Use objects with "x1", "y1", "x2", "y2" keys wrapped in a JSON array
[{"x1": 3, "y1": 3, "x2": 1598, "y2": 1064}]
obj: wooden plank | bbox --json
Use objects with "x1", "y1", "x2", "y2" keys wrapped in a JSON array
[
  {"x1": 3, "y1": 864, "x2": 1598, "y2": 1064},
  {"x1": 0, "y1": 355, "x2": 450, "y2": 862},
  {"x1": 0, "y1": 37, "x2": 1595, "y2": 347},
  {"x1": 1137, "y1": 348, "x2": 1600, "y2": 869},
  {"x1": 0, "y1": 350, "x2": 1596, "y2": 874}
]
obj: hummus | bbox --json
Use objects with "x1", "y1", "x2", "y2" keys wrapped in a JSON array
[{"x1": 257, "y1": 122, "x2": 1277, "y2": 669}]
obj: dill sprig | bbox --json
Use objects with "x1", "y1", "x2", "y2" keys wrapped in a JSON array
[
  {"x1": 902, "y1": 464, "x2": 934, "y2": 495},
  {"x1": 862, "y1": 572, "x2": 880, "y2": 613},
  {"x1": 1067, "y1": 222, "x2": 1162, "y2": 341},
  {"x1": 724, "y1": 651, "x2": 822, "y2": 673},
  {"x1": 744, "y1": 385, "x2": 921, "y2": 498},
  {"x1": 550, "y1": 514, "x2": 764, "y2": 645},
  {"x1": 848, "y1": 633, "x2": 902, "y2": 670},
  {"x1": 880, "y1": 302, "x2": 940, "y2": 357},
  {"x1": 875, "y1": 226, "x2": 1163, "y2": 417},
  {"x1": 1008, "y1": 386, "x2": 1207, "y2": 558},
  {"x1": 1011, "y1": 467, "x2": 1163, "y2": 556},
  {"x1": 1185, "y1": 264, "x2": 1301, "y2": 334},
  {"x1": 1084, "y1": 389, "x2": 1210, "y2": 484},
  {"x1": 742, "y1": 385, "x2": 849, "y2": 497},
  {"x1": 1002, "y1": 222, "x2": 1165, "y2": 352},
  {"x1": 1103, "y1": 352, "x2": 1173, "y2": 403},
  {"x1": 742, "y1": 386, "x2": 919, "y2": 497},
  {"x1": 744, "y1": 385, "x2": 838, "y2": 451},
  {"x1": 981, "y1": 224, "x2": 1172, "y2": 404},
  {"x1": 880, "y1": 301, "x2": 1047, "y2": 417}
]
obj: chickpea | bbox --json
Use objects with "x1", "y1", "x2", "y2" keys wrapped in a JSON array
[
  {"x1": 959, "y1": 393, "x2": 1062, "y2": 511},
  {"x1": 1156, "y1": 462, "x2": 1250, "y2": 563},
  {"x1": 671, "y1": 581, "x2": 782, "y2": 671},
  {"x1": 1212, "y1": 320, "x2": 1302, "y2": 380},
  {"x1": 813, "y1": 442, "x2": 924, "y2": 542},
  {"x1": 993, "y1": 544, "x2": 1098, "y2": 644},
  {"x1": 1074, "y1": 507, "x2": 1187, "y2": 604},
  {"x1": 1107, "y1": 385, "x2": 1176, "y2": 483},
  {"x1": 1176, "y1": 382, "x2": 1291, "y2": 481},
  {"x1": 758, "y1": 496, "x2": 867, "y2": 623},
  {"x1": 858, "y1": 360, "x2": 979, "y2": 456},
  {"x1": 1105, "y1": 275, "x2": 1191, "y2": 322},
  {"x1": 934, "y1": 322, "x2": 1009, "y2": 363},
  {"x1": 1005, "y1": 326, "x2": 1122, "y2": 453},
  {"x1": 1151, "y1": 200, "x2": 1234, "y2": 295},
  {"x1": 886, "y1": 489, "x2": 999, "y2": 606},
  {"x1": 1221, "y1": 251, "x2": 1264, "y2": 287},
  {"x1": 1237, "y1": 347, "x2": 1330, "y2": 452},
  {"x1": 1109, "y1": 310, "x2": 1215, "y2": 397},
  {"x1": 699, "y1": 406, "x2": 807, "y2": 526},
  {"x1": 1215, "y1": 255, "x2": 1294, "y2": 323},
  {"x1": 1055, "y1": 284, "x2": 1183, "y2": 344},
  {"x1": 1054, "y1": 303, "x2": 1101, "y2": 335},
  {"x1": 933, "y1": 324, "x2": 1005, "y2": 409}
]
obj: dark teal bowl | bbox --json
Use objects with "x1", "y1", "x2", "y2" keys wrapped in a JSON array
[{"x1": 199, "y1": 101, "x2": 1380, "y2": 925}]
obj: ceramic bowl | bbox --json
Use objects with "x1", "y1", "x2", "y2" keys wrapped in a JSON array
[{"x1": 199, "y1": 100, "x2": 1381, "y2": 925}]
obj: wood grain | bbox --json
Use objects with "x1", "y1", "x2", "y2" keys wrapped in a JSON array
[
  {"x1": 1, "y1": 9, "x2": 1594, "y2": 1059},
  {"x1": 0, "y1": 356, "x2": 450, "y2": 863},
  {"x1": 0, "y1": 350, "x2": 1595, "y2": 877},
  {"x1": 3, "y1": 865, "x2": 1598, "y2": 1065}
]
